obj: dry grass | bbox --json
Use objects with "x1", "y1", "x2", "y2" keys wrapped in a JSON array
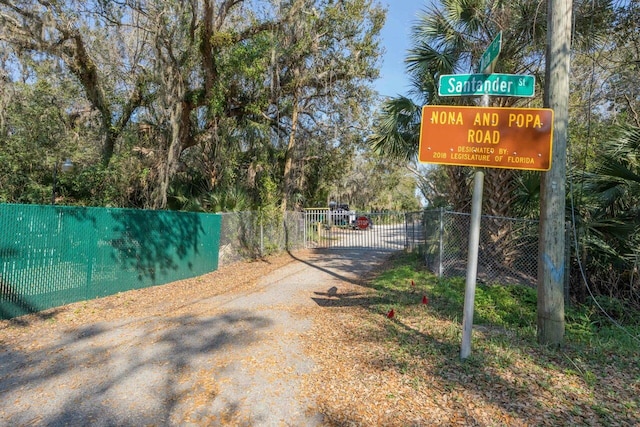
[{"x1": 299, "y1": 254, "x2": 640, "y2": 426}]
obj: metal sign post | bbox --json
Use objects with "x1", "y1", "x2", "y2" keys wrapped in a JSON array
[
  {"x1": 459, "y1": 92, "x2": 488, "y2": 360},
  {"x1": 460, "y1": 161, "x2": 485, "y2": 359},
  {"x1": 418, "y1": 31, "x2": 544, "y2": 359}
]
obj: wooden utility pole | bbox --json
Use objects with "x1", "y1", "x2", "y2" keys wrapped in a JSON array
[{"x1": 538, "y1": 0, "x2": 572, "y2": 345}]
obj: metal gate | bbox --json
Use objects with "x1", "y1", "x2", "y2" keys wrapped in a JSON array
[{"x1": 303, "y1": 209, "x2": 423, "y2": 251}]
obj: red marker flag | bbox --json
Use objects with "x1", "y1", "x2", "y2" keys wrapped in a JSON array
[
  {"x1": 387, "y1": 309, "x2": 395, "y2": 319},
  {"x1": 422, "y1": 295, "x2": 429, "y2": 305}
]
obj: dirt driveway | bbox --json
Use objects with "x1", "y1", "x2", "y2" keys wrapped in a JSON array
[{"x1": 0, "y1": 248, "x2": 395, "y2": 426}]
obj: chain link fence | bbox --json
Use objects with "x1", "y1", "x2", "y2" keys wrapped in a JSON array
[
  {"x1": 219, "y1": 209, "x2": 553, "y2": 291},
  {"x1": 421, "y1": 208, "x2": 542, "y2": 287},
  {"x1": 218, "y1": 211, "x2": 306, "y2": 266},
  {"x1": 405, "y1": 211, "x2": 427, "y2": 253},
  {"x1": 0, "y1": 204, "x2": 555, "y2": 320},
  {"x1": 2, "y1": 207, "x2": 308, "y2": 319},
  {"x1": 1, "y1": 203, "x2": 221, "y2": 319}
]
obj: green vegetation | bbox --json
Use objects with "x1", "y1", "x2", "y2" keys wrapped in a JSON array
[
  {"x1": 367, "y1": 0, "x2": 640, "y2": 324},
  {"x1": 362, "y1": 251, "x2": 639, "y2": 425},
  {"x1": 1, "y1": 0, "x2": 639, "y2": 339},
  {"x1": 0, "y1": 0, "x2": 421, "y2": 212}
]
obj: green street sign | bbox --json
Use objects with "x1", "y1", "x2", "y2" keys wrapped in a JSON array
[
  {"x1": 478, "y1": 31, "x2": 502, "y2": 73},
  {"x1": 438, "y1": 73, "x2": 535, "y2": 97}
]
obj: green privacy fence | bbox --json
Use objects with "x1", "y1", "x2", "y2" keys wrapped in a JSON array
[{"x1": 0, "y1": 203, "x2": 221, "y2": 320}]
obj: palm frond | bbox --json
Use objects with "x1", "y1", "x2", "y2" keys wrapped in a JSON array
[
  {"x1": 607, "y1": 125, "x2": 640, "y2": 162},
  {"x1": 580, "y1": 126, "x2": 640, "y2": 212},
  {"x1": 447, "y1": 0, "x2": 485, "y2": 35},
  {"x1": 406, "y1": 43, "x2": 458, "y2": 77},
  {"x1": 367, "y1": 96, "x2": 422, "y2": 162},
  {"x1": 596, "y1": 157, "x2": 640, "y2": 184}
]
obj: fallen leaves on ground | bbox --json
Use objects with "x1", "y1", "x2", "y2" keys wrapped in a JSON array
[
  {"x1": 295, "y1": 263, "x2": 639, "y2": 426},
  {"x1": 1, "y1": 250, "x2": 638, "y2": 426}
]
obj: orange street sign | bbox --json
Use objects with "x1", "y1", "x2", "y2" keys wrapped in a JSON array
[{"x1": 418, "y1": 105, "x2": 554, "y2": 171}]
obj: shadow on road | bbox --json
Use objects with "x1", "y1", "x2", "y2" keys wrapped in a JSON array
[
  {"x1": 288, "y1": 248, "x2": 397, "y2": 287},
  {"x1": 0, "y1": 310, "x2": 271, "y2": 425}
]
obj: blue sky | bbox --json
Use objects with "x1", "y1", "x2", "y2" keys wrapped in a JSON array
[{"x1": 373, "y1": 1, "x2": 434, "y2": 98}]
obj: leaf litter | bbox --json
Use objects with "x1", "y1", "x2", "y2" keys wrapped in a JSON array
[{"x1": 0, "y1": 249, "x2": 638, "y2": 426}]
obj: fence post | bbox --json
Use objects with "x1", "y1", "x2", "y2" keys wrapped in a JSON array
[
  {"x1": 405, "y1": 213, "x2": 411, "y2": 251},
  {"x1": 414, "y1": 213, "x2": 418, "y2": 251},
  {"x1": 260, "y1": 213, "x2": 264, "y2": 257},
  {"x1": 564, "y1": 221, "x2": 571, "y2": 307},
  {"x1": 413, "y1": 212, "x2": 418, "y2": 252},
  {"x1": 404, "y1": 213, "x2": 408, "y2": 250},
  {"x1": 303, "y1": 211, "x2": 307, "y2": 249},
  {"x1": 438, "y1": 207, "x2": 444, "y2": 278}
]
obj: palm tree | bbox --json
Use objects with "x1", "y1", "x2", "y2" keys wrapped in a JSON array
[
  {"x1": 369, "y1": 0, "x2": 615, "y2": 271},
  {"x1": 368, "y1": 0, "x2": 555, "y2": 273},
  {"x1": 370, "y1": 0, "x2": 551, "y2": 213},
  {"x1": 575, "y1": 125, "x2": 640, "y2": 306}
]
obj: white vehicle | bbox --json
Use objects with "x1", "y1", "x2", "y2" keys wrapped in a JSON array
[
  {"x1": 328, "y1": 203, "x2": 374, "y2": 230},
  {"x1": 328, "y1": 203, "x2": 355, "y2": 226}
]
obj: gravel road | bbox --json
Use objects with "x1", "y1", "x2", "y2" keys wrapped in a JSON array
[{"x1": 0, "y1": 248, "x2": 396, "y2": 426}]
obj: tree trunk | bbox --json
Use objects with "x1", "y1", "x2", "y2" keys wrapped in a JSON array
[
  {"x1": 154, "y1": 102, "x2": 188, "y2": 210},
  {"x1": 446, "y1": 167, "x2": 472, "y2": 212},
  {"x1": 281, "y1": 90, "x2": 300, "y2": 212},
  {"x1": 481, "y1": 168, "x2": 517, "y2": 268},
  {"x1": 153, "y1": 62, "x2": 190, "y2": 209}
]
